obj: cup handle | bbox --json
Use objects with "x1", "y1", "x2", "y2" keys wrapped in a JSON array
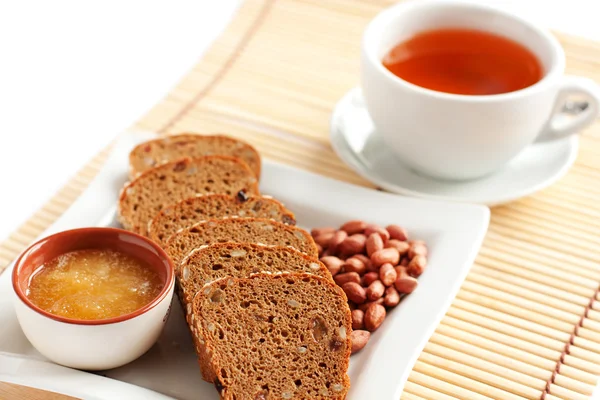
[{"x1": 535, "y1": 75, "x2": 600, "y2": 143}]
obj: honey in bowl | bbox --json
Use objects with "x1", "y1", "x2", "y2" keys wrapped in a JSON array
[
  {"x1": 382, "y1": 28, "x2": 543, "y2": 95},
  {"x1": 26, "y1": 249, "x2": 163, "y2": 320}
]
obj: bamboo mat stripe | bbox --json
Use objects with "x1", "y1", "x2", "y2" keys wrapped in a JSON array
[
  {"x1": 0, "y1": 383, "x2": 78, "y2": 400},
  {"x1": 3, "y1": 0, "x2": 600, "y2": 399}
]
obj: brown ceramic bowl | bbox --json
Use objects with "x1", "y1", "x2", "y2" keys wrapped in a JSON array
[{"x1": 12, "y1": 227, "x2": 175, "y2": 370}]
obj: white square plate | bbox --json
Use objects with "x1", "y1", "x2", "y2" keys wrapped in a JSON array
[{"x1": 0, "y1": 131, "x2": 489, "y2": 399}]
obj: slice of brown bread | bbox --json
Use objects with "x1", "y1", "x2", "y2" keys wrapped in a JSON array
[
  {"x1": 129, "y1": 133, "x2": 261, "y2": 179},
  {"x1": 191, "y1": 273, "x2": 351, "y2": 399},
  {"x1": 177, "y1": 243, "x2": 332, "y2": 323},
  {"x1": 118, "y1": 156, "x2": 259, "y2": 236},
  {"x1": 165, "y1": 218, "x2": 318, "y2": 266},
  {"x1": 148, "y1": 194, "x2": 296, "y2": 246}
]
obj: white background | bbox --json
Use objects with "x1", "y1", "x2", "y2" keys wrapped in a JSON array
[{"x1": 1, "y1": 0, "x2": 600, "y2": 242}]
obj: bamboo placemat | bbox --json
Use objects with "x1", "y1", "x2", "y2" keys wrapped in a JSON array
[
  {"x1": 0, "y1": 383, "x2": 78, "y2": 400},
  {"x1": 3, "y1": 0, "x2": 600, "y2": 399}
]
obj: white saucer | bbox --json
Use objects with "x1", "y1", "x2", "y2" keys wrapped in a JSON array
[{"x1": 330, "y1": 88, "x2": 579, "y2": 206}]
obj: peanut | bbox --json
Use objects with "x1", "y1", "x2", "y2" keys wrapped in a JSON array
[
  {"x1": 343, "y1": 257, "x2": 366, "y2": 275},
  {"x1": 339, "y1": 234, "x2": 366, "y2": 256},
  {"x1": 384, "y1": 286, "x2": 400, "y2": 307},
  {"x1": 352, "y1": 254, "x2": 372, "y2": 271},
  {"x1": 386, "y1": 224, "x2": 408, "y2": 241},
  {"x1": 386, "y1": 239, "x2": 410, "y2": 255},
  {"x1": 313, "y1": 231, "x2": 335, "y2": 247},
  {"x1": 328, "y1": 230, "x2": 347, "y2": 254},
  {"x1": 320, "y1": 256, "x2": 344, "y2": 276},
  {"x1": 310, "y1": 220, "x2": 427, "y2": 345},
  {"x1": 342, "y1": 282, "x2": 367, "y2": 304},
  {"x1": 366, "y1": 233, "x2": 384, "y2": 257},
  {"x1": 366, "y1": 280, "x2": 385, "y2": 301},
  {"x1": 334, "y1": 272, "x2": 361, "y2": 286},
  {"x1": 379, "y1": 263, "x2": 398, "y2": 287},
  {"x1": 394, "y1": 266, "x2": 418, "y2": 293},
  {"x1": 362, "y1": 272, "x2": 379, "y2": 287},
  {"x1": 316, "y1": 243, "x2": 324, "y2": 257},
  {"x1": 357, "y1": 297, "x2": 384, "y2": 312},
  {"x1": 370, "y1": 247, "x2": 400, "y2": 268},
  {"x1": 366, "y1": 260, "x2": 380, "y2": 272},
  {"x1": 350, "y1": 330, "x2": 370, "y2": 354},
  {"x1": 311, "y1": 227, "x2": 335, "y2": 237},
  {"x1": 408, "y1": 243, "x2": 428, "y2": 259},
  {"x1": 364, "y1": 303, "x2": 386, "y2": 332},
  {"x1": 351, "y1": 309, "x2": 364, "y2": 330},
  {"x1": 340, "y1": 220, "x2": 367, "y2": 235},
  {"x1": 364, "y1": 224, "x2": 390, "y2": 244},
  {"x1": 407, "y1": 255, "x2": 427, "y2": 277}
]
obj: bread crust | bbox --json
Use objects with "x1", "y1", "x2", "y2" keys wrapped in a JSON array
[
  {"x1": 118, "y1": 156, "x2": 259, "y2": 236},
  {"x1": 128, "y1": 133, "x2": 261, "y2": 179},
  {"x1": 147, "y1": 194, "x2": 296, "y2": 246},
  {"x1": 164, "y1": 217, "x2": 319, "y2": 266},
  {"x1": 176, "y1": 242, "x2": 333, "y2": 324}
]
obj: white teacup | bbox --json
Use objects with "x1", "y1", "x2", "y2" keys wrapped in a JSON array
[{"x1": 361, "y1": 0, "x2": 600, "y2": 181}]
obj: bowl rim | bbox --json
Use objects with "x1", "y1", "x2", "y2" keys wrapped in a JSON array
[{"x1": 12, "y1": 227, "x2": 175, "y2": 326}]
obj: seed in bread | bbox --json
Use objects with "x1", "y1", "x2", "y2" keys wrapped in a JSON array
[
  {"x1": 165, "y1": 217, "x2": 318, "y2": 266},
  {"x1": 118, "y1": 156, "x2": 259, "y2": 236},
  {"x1": 192, "y1": 273, "x2": 351, "y2": 399},
  {"x1": 129, "y1": 133, "x2": 261, "y2": 178},
  {"x1": 148, "y1": 194, "x2": 295, "y2": 246},
  {"x1": 177, "y1": 243, "x2": 332, "y2": 322}
]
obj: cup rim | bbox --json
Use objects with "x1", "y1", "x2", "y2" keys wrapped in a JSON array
[
  {"x1": 362, "y1": 0, "x2": 565, "y2": 102},
  {"x1": 12, "y1": 227, "x2": 175, "y2": 326}
]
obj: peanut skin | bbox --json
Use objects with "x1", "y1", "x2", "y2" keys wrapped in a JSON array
[
  {"x1": 364, "y1": 224, "x2": 390, "y2": 244},
  {"x1": 351, "y1": 309, "x2": 365, "y2": 330},
  {"x1": 351, "y1": 330, "x2": 370, "y2": 354},
  {"x1": 366, "y1": 233, "x2": 384, "y2": 257},
  {"x1": 386, "y1": 239, "x2": 410, "y2": 255},
  {"x1": 362, "y1": 271, "x2": 379, "y2": 287},
  {"x1": 371, "y1": 248, "x2": 400, "y2": 268},
  {"x1": 334, "y1": 272, "x2": 361, "y2": 286},
  {"x1": 366, "y1": 280, "x2": 385, "y2": 301},
  {"x1": 340, "y1": 220, "x2": 367, "y2": 235},
  {"x1": 379, "y1": 263, "x2": 397, "y2": 287},
  {"x1": 395, "y1": 266, "x2": 418, "y2": 293},
  {"x1": 408, "y1": 243, "x2": 428, "y2": 259},
  {"x1": 328, "y1": 230, "x2": 347, "y2": 254},
  {"x1": 320, "y1": 256, "x2": 344, "y2": 276},
  {"x1": 313, "y1": 231, "x2": 334, "y2": 247},
  {"x1": 316, "y1": 243, "x2": 324, "y2": 257},
  {"x1": 357, "y1": 298, "x2": 384, "y2": 312},
  {"x1": 407, "y1": 255, "x2": 427, "y2": 277},
  {"x1": 343, "y1": 257, "x2": 366, "y2": 275},
  {"x1": 364, "y1": 303, "x2": 386, "y2": 332},
  {"x1": 384, "y1": 286, "x2": 400, "y2": 307},
  {"x1": 386, "y1": 224, "x2": 408, "y2": 241},
  {"x1": 352, "y1": 254, "x2": 372, "y2": 271},
  {"x1": 342, "y1": 282, "x2": 367, "y2": 304},
  {"x1": 311, "y1": 227, "x2": 335, "y2": 237},
  {"x1": 339, "y1": 234, "x2": 366, "y2": 256}
]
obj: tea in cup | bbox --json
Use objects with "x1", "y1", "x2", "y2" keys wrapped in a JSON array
[{"x1": 361, "y1": 0, "x2": 600, "y2": 180}]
